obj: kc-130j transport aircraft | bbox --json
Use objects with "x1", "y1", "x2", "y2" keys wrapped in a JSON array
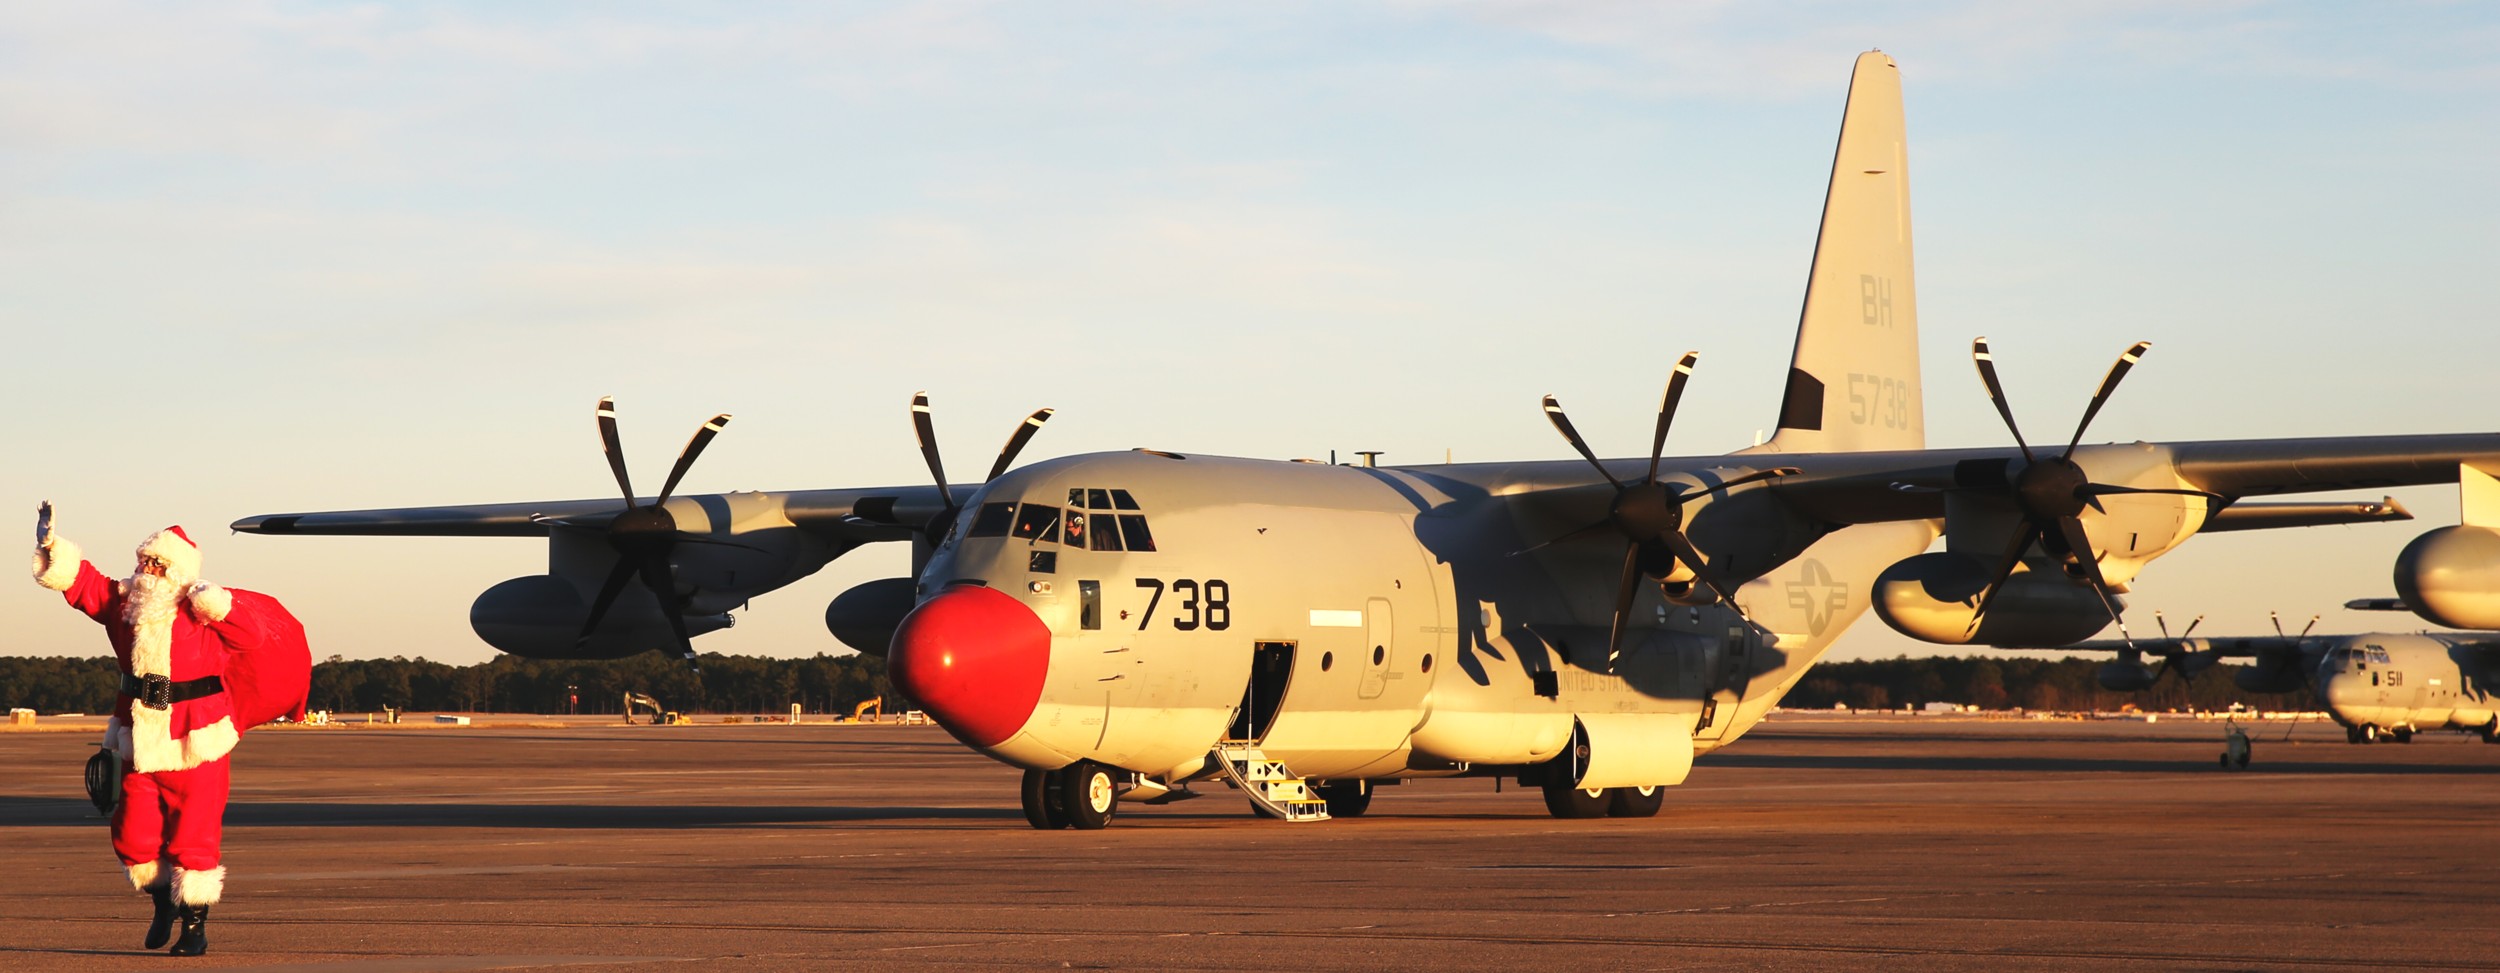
[
  {"x1": 236, "y1": 52, "x2": 2500, "y2": 828},
  {"x1": 2059, "y1": 588, "x2": 2500, "y2": 747}
]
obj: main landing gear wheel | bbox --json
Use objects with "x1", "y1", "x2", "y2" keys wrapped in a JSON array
[
  {"x1": 1020, "y1": 769, "x2": 1070, "y2": 830},
  {"x1": 2347, "y1": 724, "x2": 2380, "y2": 745},
  {"x1": 1541, "y1": 778, "x2": 1612, "y2": 819},
  {"x1": 1059, "y1": 760, "x2": 1119, "y2": 830},
  {"x1": 1608, "y1": 785, "x2": 1665, "y2": 818},
  {"x1": 2393, "y1": 727, "x2": 2415, "y2": 744},
  {"x1": 1315, "y1": 780, "x2": 1372, "y2": 818}
]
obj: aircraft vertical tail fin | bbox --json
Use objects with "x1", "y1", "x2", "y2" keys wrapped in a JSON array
[{"x1": 1756, "y1": 51, "x2": 1923, "y2": 455}]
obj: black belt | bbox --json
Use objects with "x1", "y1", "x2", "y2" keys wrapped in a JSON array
[{"x1": 120, "y1": 674, "x2": 224, "y2": 711}]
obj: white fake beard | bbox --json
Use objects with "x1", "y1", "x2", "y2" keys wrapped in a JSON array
[{"x1": 123, "y1": 571, "x2": 184, "y2": 631}]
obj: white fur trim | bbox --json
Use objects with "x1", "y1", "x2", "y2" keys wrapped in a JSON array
[
  {"x1": 128, "y1": 859, "x2": 168, "y2": 893},
  {"x1": 182, "y1": 716, "x2": 239, "y2": 767},
  {"x1": 173, "y1": 865, "x2": 224, "y2": 907},
  {"x1": 33, "y1": 536, "x2": 80, "y2": 591},
  {"x1": 127, "y1": 712, "x2": 238, "y2": 773},
  {"x1": 135, "y1": 528, "x2": 201, "y2": 587},
  {"x1": 127, "y1": 700, "x2": 181, "y2": 772},
  {"x1": 186, "y1": 583, "x2": 231, "y2": 623}
]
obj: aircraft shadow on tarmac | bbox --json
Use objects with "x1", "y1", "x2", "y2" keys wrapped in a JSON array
[
  {"x1": 1702, "y1": 753, "x2": 2500, "y2": 775},
  {"x1": 0, "y1": 796, "x2": 1019, "y2": 830}
]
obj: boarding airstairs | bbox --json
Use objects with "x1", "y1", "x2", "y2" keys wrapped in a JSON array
[{"x1": 1211, "y1": 744, "x2": 1330, "y2": 822}]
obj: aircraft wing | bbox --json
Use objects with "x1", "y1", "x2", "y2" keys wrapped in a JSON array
[
  {"x1": 1767, "y1": 432, "x2": 2500, "y2": 525},
  {"x1": 233, "y1": 486, "x2": 955, "y2": 544}
]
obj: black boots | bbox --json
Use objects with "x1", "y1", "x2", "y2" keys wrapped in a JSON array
[
  {"x1": 168, "y1": 905, "x2": 208, "y2": 956},
  {"x1": 144, "y1": 890, "x2": 176, "y2": 950}
]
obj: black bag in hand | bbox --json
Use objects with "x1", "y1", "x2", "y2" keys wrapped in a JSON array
[{"x1": 84, "y1": 745, "x2": 120, "y2": 816}]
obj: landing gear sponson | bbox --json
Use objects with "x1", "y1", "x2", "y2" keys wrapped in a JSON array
[{"x1": 1016, "y1": 763, "x2": 1675, "y2": 826}]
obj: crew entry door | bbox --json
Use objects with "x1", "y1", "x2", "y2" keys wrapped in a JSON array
[{"x1": 1228, "y1": 642, "x2": 1295, "y2": 743}]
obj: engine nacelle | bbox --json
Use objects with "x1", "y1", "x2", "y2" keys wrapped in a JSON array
[
  {"x1": 470, "y1": 575, "x2": 730, "y2": 660},
  {"x1": 2236, "y1": 650, "x2": 2310, "y2": 694},
  {"x1": 2096, "y1": 658, "x2": 2156, "y2": 692},
  {"x1": 2393, "y1": 526, "x2": 2500, "y2": 629},
  {"x1": 1873, "y1": 552, "x2": 2116, "y2": 646},
  {"x1": 825, "y1": 577, "x2": 918, "y2": 656}
]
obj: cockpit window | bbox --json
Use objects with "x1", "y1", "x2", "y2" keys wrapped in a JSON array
[
  {"x1": 1011, "y1": 503, "x2": 1061, "y2": 543},
  {"x1": 969, "y1": 502, "x2": 1017, "y2": 537},
  {"x1": 1063, "y1": 510, "x2": 1089, "y2": 548},
  {"x1": 1117, "y1": 514, "x2": 1155, "y2": 551},
  {"x1": 1087, "y1": 488, "x2": 1114, "y2": 510},
  {"x1": 1091, "y1": 514, "x2": 1123, "y2": 551},
  {"x1": 1110, "y1": 489, "x2": 1141, "y2": 510}
]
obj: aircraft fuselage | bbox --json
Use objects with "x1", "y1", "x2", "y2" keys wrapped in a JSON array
[{"x1": 893, "y1": 449, "x2": 1934, "y2": 788}]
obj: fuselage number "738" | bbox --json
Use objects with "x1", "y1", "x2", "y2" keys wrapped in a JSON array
[{"x1": 1135, "y1": 578, "x2": 1231, "y2": 631}]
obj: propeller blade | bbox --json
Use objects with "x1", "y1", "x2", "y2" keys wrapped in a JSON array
[
  {"x1": 1970, "y1": 338, "x2": 2035, "y2": 464},
  {"x1": 1645, "y1": 352, "x2": 1699, "y2": 485},
  {"x1": 1542, "y1": 395, "x2": 1624, "y2": 490},
  {"x1": 2180, "y1": 614, "x2": 2204, "y2": 639},
  {"x1": 655, "y1": 414, "x2": 733, "y2": 505},
  {"x1": 1605, "y1": 542, "x2": 1642, "y2": 666},
  {"x1": 2270, "y1": 611, "x2": 2286, "y2": 638},
  {"x1": 636, "y1": 556, "x2": 701, "y2": 673},
  {"x1": 2298, "y1": 615, "x2": 2319, "y2": 638},
  {"x1": 911, "y1": 391, "x2": 955, "y2": 516},
  {"x1": 2052, "y1": 515, "x2": 2134, "y2": 647},
  {"x1": 2063, "y1": 341, "x2": 2151, "y2": 459},
  {"x1": 1680, "y1": 466, "x2": 1802, "y2": 498},
  {"x1": 1508, "y1": 517, "x2": 1616, "y2": 558},
  {"x1": 986, "y1": 408, "x2": 1055, "y2": 483},
  {"x1": 2155, "y1": 610, "x2": 2171, "y2": 641},
  {"x1": 1660, "y1": 531, "x2": 1740, "y2": 608},
  {"x1": 595, "y1": 397, "x2": 637, "y2": 509},
  {"x1": 575, "y1": 557, "x2": 640, "y2": 645},
  {"x1": 1964, "y1": 522, "x2": 2041, "y2": 635}
]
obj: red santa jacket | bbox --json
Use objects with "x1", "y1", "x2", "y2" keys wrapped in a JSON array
[{"x1": 37, "y1": 537, "x2": 265, "y2": 772}]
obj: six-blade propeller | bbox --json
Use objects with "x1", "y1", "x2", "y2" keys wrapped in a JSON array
[
  {"x1": 569, "y1": 396, "x2": 733, "y2": 673},
  {"x1": 1522, "y1": 352, "x2": 1798, "y2": 665},
  {"x1": 1958, "y1": 338, "x2": 2216, "y2": 646},
  {"x1": 909, "y1": 391, "x2": 1055, "y2": 542}
]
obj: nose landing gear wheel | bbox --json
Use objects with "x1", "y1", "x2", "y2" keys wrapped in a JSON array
[
  {"x1": 1059, "y1": 760, "x2": 1119, "y2": 830},
  {"x1": 1020, "y1": 769, "x2": 1069, "y2": 830},
  {"x1": 1608, "y1": 785, "x2": 1665, "y2": 818}
]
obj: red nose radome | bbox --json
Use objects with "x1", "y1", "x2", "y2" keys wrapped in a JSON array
[{"x1": 888, "y1": 584, "x2": 1051, "y2": 749}]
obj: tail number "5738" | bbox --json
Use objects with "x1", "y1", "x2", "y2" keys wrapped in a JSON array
[{"x1": 1135, "y1": 578, "x2": 1231, "y2": 631}]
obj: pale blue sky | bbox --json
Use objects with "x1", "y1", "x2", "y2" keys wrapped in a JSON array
[{"x1": 6, "y1": 2, "x2": 2495, "y2": 665}]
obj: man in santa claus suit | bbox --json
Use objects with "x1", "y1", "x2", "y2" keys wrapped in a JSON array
[{"x1": 34, "y1": 507, "x2": 266, "y2": 956}]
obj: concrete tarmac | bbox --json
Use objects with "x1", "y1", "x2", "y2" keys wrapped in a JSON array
[{"x1": 4, "y1": 713, "x2": 2496, "y2": 971}]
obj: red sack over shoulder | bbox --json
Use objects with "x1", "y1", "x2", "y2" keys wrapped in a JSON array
[{"x1": 221, "y1": 589, "x2": 312, "y2": 730}]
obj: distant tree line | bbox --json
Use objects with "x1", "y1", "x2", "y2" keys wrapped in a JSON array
[
  {"x1": 1, "y1": 652, "x2": 2314, "y2": 717},
  {"x1": 0, "y1": 652, "x2": 891, "y2": 717},
  {"x1": 1784, "y1": 656, "x2": 2315, "y2": 713}
]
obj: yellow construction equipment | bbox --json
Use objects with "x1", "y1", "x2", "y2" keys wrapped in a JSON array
[
  {"x1": 852, "y1": 697, "x2": 883, "y2": 723},
  {"x1": 624, "y1": 692, "x2": 682, "y2": 725}
]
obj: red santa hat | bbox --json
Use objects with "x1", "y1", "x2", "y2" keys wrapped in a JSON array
[{"x1": 135, "y1": 526, "x2": 201, "y2": 585}]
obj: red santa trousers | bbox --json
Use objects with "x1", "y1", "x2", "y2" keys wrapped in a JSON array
[{"x1": 114, "y1": 756, "x2": 229, "y2": 872}]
